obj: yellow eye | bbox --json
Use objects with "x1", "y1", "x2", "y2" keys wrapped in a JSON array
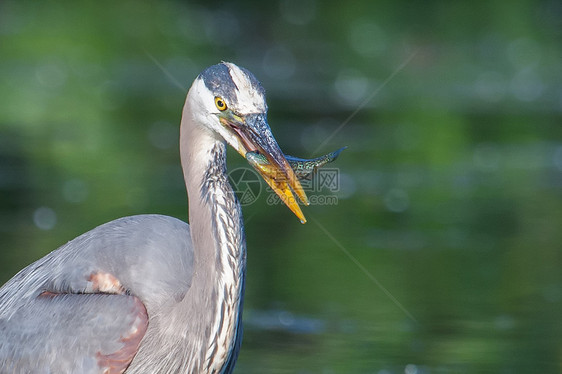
[{"x1": 214, "y1": 97, "x2": 227, "y2": 111}]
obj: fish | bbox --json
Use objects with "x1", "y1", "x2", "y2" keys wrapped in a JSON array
[{"x1": 246, "y1": 146, "x2": 346, "y2": 179}]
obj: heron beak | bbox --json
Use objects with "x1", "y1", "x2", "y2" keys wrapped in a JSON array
[{"x1": 219, "y1": 112, "x2": 309, "y2": 223}]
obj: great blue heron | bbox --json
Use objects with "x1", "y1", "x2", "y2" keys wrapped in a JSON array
[{"x1": 0, "y1": 62, "x2": 338, "y2": 373}]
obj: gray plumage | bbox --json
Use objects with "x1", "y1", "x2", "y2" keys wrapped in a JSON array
[
  {"x1": 1, "y1": 215, "x2": 193, "y2": 373},
  {"x1": 0, "y1": 62, "x2": 304, "y2": 373}
]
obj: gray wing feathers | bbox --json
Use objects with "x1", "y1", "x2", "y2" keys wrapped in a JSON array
[
  {"x1": 0, "y1": 214, "x2": 194, "y2": 373},
  {"x1": 1, "y1": 293, "x2": 148, "y2": 373}
]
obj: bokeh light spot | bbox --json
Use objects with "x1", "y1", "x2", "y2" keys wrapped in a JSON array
[
  {"x1": 384, "y1": 188, "x2": 409, "y2": 213},
  {"x1": 333, "y1": 68, "x2": 369, "y2": 107},
  {"x1": 33, "y1": 206, "x2": 57, "y2": 230}
]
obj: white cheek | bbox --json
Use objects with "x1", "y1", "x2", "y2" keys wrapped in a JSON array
[
  {"x1": 190, "y1": 81, "x2": 219, "y2": 126},
  {"x1": 197, "y1": 85, "x2": 217, "y2": 113}
]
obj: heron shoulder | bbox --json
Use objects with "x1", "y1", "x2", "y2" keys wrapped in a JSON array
[{"x1": 0, "y1": 214, "x2": 194, "y2": 316}]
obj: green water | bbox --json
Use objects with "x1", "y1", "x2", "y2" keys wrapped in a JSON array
[{"x1": 1, "y1": 1, "x2": 561, "y2": 372}]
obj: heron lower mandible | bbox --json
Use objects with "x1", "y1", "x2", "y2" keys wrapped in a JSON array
[{"x1": 0, "y1": 63, "x2": 321, "y2": 373}]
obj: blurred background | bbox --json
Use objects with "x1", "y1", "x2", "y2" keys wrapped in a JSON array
[{"x1": 1, "y1": 1, "x2": 561, "y2": 372}]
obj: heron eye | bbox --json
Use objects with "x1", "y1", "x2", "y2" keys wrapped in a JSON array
[{"x1": 214, "y1": 97, "x2": 227, "y2": 111}]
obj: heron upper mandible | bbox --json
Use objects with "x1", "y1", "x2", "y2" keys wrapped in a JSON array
[{"x1": 0, "y1": 62, "x2": 316, "y2": 373}]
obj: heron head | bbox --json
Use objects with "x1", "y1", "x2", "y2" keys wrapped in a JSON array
[{"x1": 187, "y1": 62, "x2": 309, "y2": 223}]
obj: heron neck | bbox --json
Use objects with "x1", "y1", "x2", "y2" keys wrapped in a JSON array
[{"x1": 179, "y1": 98, "x2": 246, "y2": 372}]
